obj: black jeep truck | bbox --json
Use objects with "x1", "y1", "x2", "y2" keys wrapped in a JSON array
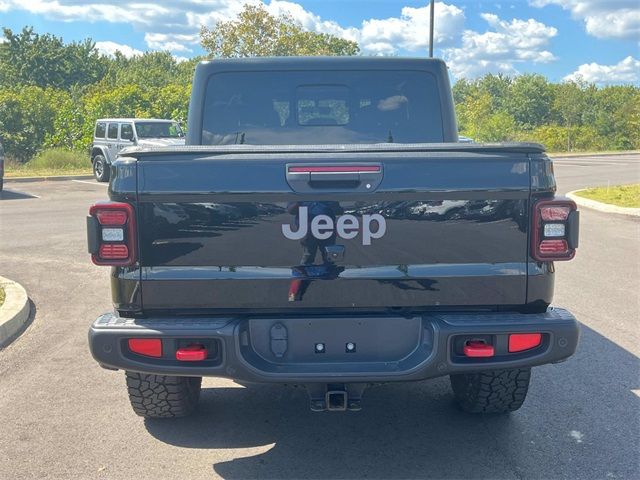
[{"x1": 87, "y1": 57, "x2": 579, "y2": 418}]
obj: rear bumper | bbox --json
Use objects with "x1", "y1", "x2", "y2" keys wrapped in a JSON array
[{"x1": 89, "y1": 308, "x2": 579, "y2": 383}]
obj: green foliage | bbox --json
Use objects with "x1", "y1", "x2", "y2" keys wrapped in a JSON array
[
  {"x1": 0, "y1": 27, "x2": 108, "y2": 89},
  {"x1": 505, "y1": 74, "x2": 553, "y2": 128},
  {"x1": 0, "y1": 86, "x2": 64, "y2": 161},
  {"x1": 456, "y1": 92, "x2": 517, "y2": 142},
  {"x1": 0, "y1": 23, "x2": 638, "y2": 162},
  {"x1": 78, "y1": 84, "x2": 153, "y2": 150},
  {"x1": 200, "y1": 4, "x2": 359, "y2": 58},
  {"x1": 454, "y1": 73, "x2": 639, "y2": 152},
  {"x1": 577, "y1": 184, "x2": 640, "y2": 208},
  {"x1": 28, "y1": 147, "x2": 87, "y2": 170},
  {"x1": 149, "y1": 83, "x2": 192, "y2": 123}
]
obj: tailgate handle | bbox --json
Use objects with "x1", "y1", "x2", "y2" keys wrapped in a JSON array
[{"x1": 286, "y1": 164, "x2": 383, "y2": 193}]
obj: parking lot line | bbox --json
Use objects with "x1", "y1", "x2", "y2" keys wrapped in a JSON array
[{"x1": 72, "y1": 180, "x2": 108, "y2": 186}]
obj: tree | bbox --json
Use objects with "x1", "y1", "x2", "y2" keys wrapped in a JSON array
[
  {"x1": 0, "y1": 27, "x2": 108, "y2": 90},
  {"x1": 80, "y1": 84, "x2": 152, "y2": 150},
  {"x1": 552, "y1": 81, "x2": 586, "y2": 151},
  {"x1": 0, "y1": 86, "x2": 64, "y2": 160},
  {"x1": 476, "y1": 74, "x2": 512, "y2": 111},
  {"x1": 506, "y1": 74, "x2": 552, "y2": 129},
  {"x1": 456, "y1": 92, "x2": 517, "y2": 142},
  {"x1": 200, "y1": 4, "x2": 359, "y2": 58},
  {"x1": 106, "y1": 51, "x2": 185, "y2": 89},
  {"x1": 150, "y1": 83, "x2": 191, "y2": 124}
]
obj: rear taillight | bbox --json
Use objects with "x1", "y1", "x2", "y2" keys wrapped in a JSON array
[
  {"x1": 531, "y1": 198, "x2": 579, "y2": 261},
  {"x1": 88, "y1": 202, "x2": 136, "y2": 266}
]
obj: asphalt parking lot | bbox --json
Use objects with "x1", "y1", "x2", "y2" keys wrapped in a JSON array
[{"x1": 0, "y1": 154, "x2": 638, "y2": 479}]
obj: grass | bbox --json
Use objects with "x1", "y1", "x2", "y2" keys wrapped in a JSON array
[
  {"x1": 548, "y1": 150, "x2": 640, "y2": 157},
  {"x1": 5, "y1": 148, "x2": 92, "y2": 177},
  {"x1": 0, "y1": 286, "x2": 5, "y2": 308},
  {"x1": 576, "y1": 184, "x2": 640, "y2": 208}
]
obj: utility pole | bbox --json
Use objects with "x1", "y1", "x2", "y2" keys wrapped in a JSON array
[{"x1": 429, "y1": 0, "x2": 435, "y2": 57}]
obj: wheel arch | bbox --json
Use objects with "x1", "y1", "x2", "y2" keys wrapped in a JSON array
[{"x1": 91, "y1": 147, "x2": 109, "y2": 164}]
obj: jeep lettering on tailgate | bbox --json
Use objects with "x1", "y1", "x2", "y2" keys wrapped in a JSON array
[{"x1": 282, "y1": 206, "x2": 387, "y2": 245}]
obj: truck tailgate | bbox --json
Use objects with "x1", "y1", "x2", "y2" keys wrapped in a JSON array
[{"x1": 134, "y1": 147, "x2": 532, "y2": 314}]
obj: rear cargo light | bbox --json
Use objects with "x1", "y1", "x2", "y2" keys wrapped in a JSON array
[
  {"x1": 88, "y1": 202, "x2": 136, "y2": 266},
  {"x1": 508, "y1": 333, "x2": 542, "y2": 353},
  {"x1": 128, "y1": 338, "x2": 162, "y2": 358},
  {"x1": 531, "y1": 198, "x2": 578, "y2": 261}
]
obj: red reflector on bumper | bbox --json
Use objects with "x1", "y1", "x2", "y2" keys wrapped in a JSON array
[
  {"x1": 509, "y1": 333, "x2": 542, "y2": 353},
  {"x1": 128, "y1": 338, "x2": 162, "y2": 357},
  {"x1": 176, "y1": 345, "x2": 208, "y2": 362},
  {"x1": 463, "y1": 341, "x2": 495, "y2": 358},
  {"x1": 99, "y1": 244, "x2": 129, "y2": 259}
]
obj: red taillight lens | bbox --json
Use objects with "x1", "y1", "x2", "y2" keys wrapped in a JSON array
[
  {"x1": 539, "y1": 239, "x2": 569, "y2": 255},
  {"x1": 540, "y1": 206, "x2": 570, "y2": 221},
  {"x1": 176, "y1": 344, "x2": 208, "y2": 362},
  {"x1": 463, "y1": 341, "x2": 495, "y2": 358},
  {"x1": 89, "y1": 202, "x2": 136, "y2": 266},
  {"x1": 99, "y1": 244, "x2": 129, "y2": 259},
  {"x1": 509, "y1": 333, "x2": 542, "y2": 353},
  {"x1": 532, "y1": 199, "x2": 578, "y2": 261},
  {"x1": 128, "y1": 338, "x2": 162, "y2": 358},
  {"x1": 95, "y1": 210, "x2": 127, "y2": 225}
]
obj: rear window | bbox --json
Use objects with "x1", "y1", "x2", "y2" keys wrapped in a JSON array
[
  {"x1": 95, "y1": 122, "x2": 106, "y2": 138},
  {"x1": 202, "y1": 70, "x2": 443, "y2": 145},
  {"x1": 107, "y1": 123, "x2": 118, "y2": 139}
]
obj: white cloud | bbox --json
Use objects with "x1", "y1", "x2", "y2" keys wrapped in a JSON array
[
  {"x1": 442, "y1": 13, "x2": 558, "y2": 78},
  {"x1": 531, "y1": 0, "x2": 640, "y2": 39},
  {"x1": 144, "y1": 33, "x2": 199, "y2": 53},
  {"x1": 564, "y1": 56, "x2": 640, "y2": 84},
  {"x1": 0, "y1": 0, "x2": 466, "y2": 56},
  {"x1": 268, "y1": 1, "x2": 465, "y2": 55},
  {"x1": 95, "y1": 41, "x2": 142, "y2": 58}
]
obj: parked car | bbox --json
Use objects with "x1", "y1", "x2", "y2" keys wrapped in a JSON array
[
  {"x1": 88, "y1": 57, "x2": 580, "y2": 418},
  {"x1": 0, "y1": 140, "x2": 4, "y2": 192},
  {"x1": 90, "y1": 118, "x2": 185, "y2": 182}
]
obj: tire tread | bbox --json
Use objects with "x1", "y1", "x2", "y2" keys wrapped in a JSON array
[
  {"x1": 450, "y1": 368, "x2": 531, "y2": 413},
  {"x1": 125, "y1": 372, "x2": 201, "y2": 418}
]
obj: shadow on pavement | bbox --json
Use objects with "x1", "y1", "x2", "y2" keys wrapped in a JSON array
[
  {"x1": 145, "y1": 324, "x2": 639, "y2": 479},
  {"x1": 0, "y1": 189, "x2": 39, "y2": 201}
]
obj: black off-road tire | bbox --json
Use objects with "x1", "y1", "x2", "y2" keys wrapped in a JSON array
[
  {"x1": 92, "y1": 155, "x2": 110, "y2": 182},
  {"x1": 125, "y1": 372, "x2": 202, "y2": 418},
  {"x1": 450, "y1": 368, "x2": 531, "y2": 413}
]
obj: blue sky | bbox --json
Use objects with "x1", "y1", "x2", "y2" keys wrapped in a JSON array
[{"x1": 1, "y1": 1, "x2": 638, "y2": 83}]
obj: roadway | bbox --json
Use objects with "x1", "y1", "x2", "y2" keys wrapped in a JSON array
[{"x1": 0, "y1": 153, "x2": 638, "y2": 479}]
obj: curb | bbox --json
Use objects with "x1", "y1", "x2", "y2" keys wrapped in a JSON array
[
  {"x1": 550, "y1": 151, "x2": 639, "y2": 159},
  {"x1": 567, "y1": 190, "x2": 640, "y2": 217},
  {"x1": 0, "y1": 276, "x2": 30, "y2": 348},
  {"x1": 5, "y1": 174, "x2": 94, "y2": 183}
]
